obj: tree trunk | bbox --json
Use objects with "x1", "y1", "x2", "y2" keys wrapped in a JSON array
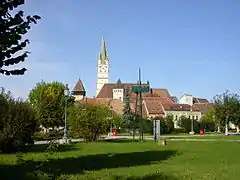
[
  {"x1": 132, "y1": 128, "x2": 135, "y2": 141},
  {"x1": 217, "y1": 126, "x2": 221, "y2": 133},
  {"x1": 225, "y1": 123, "x2": 228, "y2": 135}
]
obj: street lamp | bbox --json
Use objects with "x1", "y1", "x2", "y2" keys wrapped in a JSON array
[
  {"x1": 189, "y1": 106, "x2": 195, "y2": 135},
  {"x1": 109, "y1": 106, "x2": 113, "y2": 135},
  {"x1": 63, "y1": 84, "x2": 70, "y2": 143}
]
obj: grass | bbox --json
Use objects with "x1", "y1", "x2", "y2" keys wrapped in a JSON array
[
  {"x1": 164, "y1": 134, "x2": 240, "y2": 140},
  {"x1": 1, "y1": 140, "x2": 240, "y2": 180}
]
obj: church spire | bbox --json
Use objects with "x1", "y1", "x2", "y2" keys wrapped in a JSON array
[{"x1": 99, "y1": 37, "x2": 108, "y2": 64}]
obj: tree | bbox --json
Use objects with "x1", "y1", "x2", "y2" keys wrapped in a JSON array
[
  {"x1": 200, "y1": 108, "x2": 216, "y2": 132},
  {"x1": 177, "y1": 116, "x2": 191, "y2": 133},
  {"x1": 231, "y1": 101, "x2": 240, "y2": 132},
  {"x1": 214, "y1": 90, "x2": 240, "y2": 135},
  {"x1": 0, "y1": 0, "x2": 40, "y2": 75},
  {"x1": 0, "y1": 88, "x2": 37, "y2": 153},
  {"x1": 164, "y1": 115, "x2": 174, "y2": 133},
  {"x1": 69, "y1": 103, "x2": 112, "y2": 141},
  {"x1": 28, "y1": 81, "x2": 74, "y2": 129}
]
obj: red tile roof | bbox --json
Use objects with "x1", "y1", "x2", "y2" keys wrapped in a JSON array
[
  {"x1": 130, "y1": 102, "x2": 148, "y2": 118},
  {"x1": 79, "y1": 98, "x2": 124, "y2": 115},
  {"x1": 97, "y1": 83, "x2": 149, "y2": 98},
  {"x1": 73, "y1": 79, "x2": 85, "y2": 92},
  {"x1": 193, "y1": 103, "x2": 214, "y2": 114},
  {"x1": 193, "y1": 97, "x2": 209, "y2": 104},
  {"x1": 143, "y1": 100, "x2": 165, "y2": 114}
]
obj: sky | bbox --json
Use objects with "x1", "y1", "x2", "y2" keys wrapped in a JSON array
[{"x1": 1, "y1": 0, "x2": 240, "y2": 100}]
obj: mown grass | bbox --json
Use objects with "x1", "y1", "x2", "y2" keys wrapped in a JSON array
[
  {"x1": 0, "y1": 140, "x2": 240, "y2": 180},
  {"x1": 164, "y1": 134, "x2": 240, "y2": 140}
]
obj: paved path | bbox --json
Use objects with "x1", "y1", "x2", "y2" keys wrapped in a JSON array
[{"x1": 34, "y1": 135, "x2": 240, "y2": 145}]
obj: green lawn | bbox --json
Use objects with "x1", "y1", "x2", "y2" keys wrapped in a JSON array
[
  {"x1": 0, "y1": 140, "x2": 240, "y2": 180},
  {"x1": 164, "y1": 134, "x2": 240, "y2": 140}
]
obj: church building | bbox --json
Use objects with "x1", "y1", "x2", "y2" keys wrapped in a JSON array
[{"x1": 71, "y1": 37, "x2": 213, "y2": 124}]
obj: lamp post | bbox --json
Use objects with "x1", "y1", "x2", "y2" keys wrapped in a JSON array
[
  {"x1": 109, "y1": 106, "x2": 113, "y2": 135},
  {"x1": 189, "y1": 106, "x2": 195, "y2": 135},
  {"x1": 63, "y1": 84, "x2": 70, "y2": 143}
]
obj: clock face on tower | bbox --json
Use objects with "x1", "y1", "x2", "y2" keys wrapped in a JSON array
[{"x1": 99, "y1": 65, "x2": 108, "y2": 73}]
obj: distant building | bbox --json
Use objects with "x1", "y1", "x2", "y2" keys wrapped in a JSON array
[
  {"x1": 72, "y1": 79, "x2": 86, "y2": 101},
  {"x1": 140, "y1": 98, "x2": 201, "y2": 128},
  {"x1": 179, "y1": 94, "x2": 209, "y2": 106},
  {"x1": 97, "y1": 78, "x2": 172, "y2": 101}
]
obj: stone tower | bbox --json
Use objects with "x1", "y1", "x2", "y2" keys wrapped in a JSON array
[
  {"x1": 72, "y1": 79, "x2": 86, "y2": 101},
  {"x1": 112, "y1": 79, "x2": 124, "y2": 101},
  {"x1": 96, "y1": 37, "x2": 109, "y2": 96}
]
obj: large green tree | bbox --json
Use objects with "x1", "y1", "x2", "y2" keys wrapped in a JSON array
[
  {"x1": 69, "y1": 103, "x2": 112, "y2": 141},
  {"x1": 214, "y1": 90, "x2": 240, "y2": 135},
  {"x1": 28, "y1": 81, "x2": 74, "y2": 129},
  {"x1": 0, "y1": 0, "x2": 40, "y2": 75}
]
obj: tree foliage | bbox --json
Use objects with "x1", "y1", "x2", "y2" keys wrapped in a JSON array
[
  {"x1": 177, "y1": 116, "x2": 191, "y2": 133},
  {"x1": 0, "y1": 0, "x2": 40, "y2": 75},
  {"x1": 69, "y1": 103, "x2": 112, "y2": 141},
  {"x1": 164, "y1": 115, "x2": 174, "y2": 133},
  {"x1": 28, "y1": 81, "x2": 74, "y2": 128},
  {"x1": 177, "y1": 115, "x2": 203, "y2": 133},
  {"x1": 200, "y1": 108, "x2": 216, "y2": 132},
  {"x1": 0, "y1": 87, "x2": 37, "y2": 153},
  {"x1": 153, "y1": 116, "x2": 174, "y2": 134},
  {"x1": 214, "y1": 90, "x2": 240, "y2": 132}
]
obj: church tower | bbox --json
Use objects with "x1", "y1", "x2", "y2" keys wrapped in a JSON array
[
  {"x1": 96, "y1": 37, "x2": 109, "y2": 96},
  {"x1": 72, "y1": 78, "x2": 86, "y2": 101}
]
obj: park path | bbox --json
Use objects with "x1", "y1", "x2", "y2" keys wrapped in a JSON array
[{"x1": 34, "y1": 135, "x2": 240, "y2": 145}]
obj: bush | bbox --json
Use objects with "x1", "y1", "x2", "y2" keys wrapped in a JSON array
[
  {"x1": 0, "y1": 88, "x2": 37, "y2": 153},
  {"x1": 33, "y1": 130, "x2": 64, "y2": 141},
  {"x1": 172, "y1": 128, "x2": 185, "y2": 134}
]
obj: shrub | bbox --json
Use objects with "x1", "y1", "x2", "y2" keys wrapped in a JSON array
[
  {"x1": 32, "y1": 130, "x2": 64, "y2": 141},
  {"x1": 172, "y1": 128, "x2": 185, "y2": 134},
  {"x1": 0, "y1": 88, "x2": 37, "y2": 153}
]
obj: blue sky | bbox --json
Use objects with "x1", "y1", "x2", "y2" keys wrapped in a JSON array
[{"x1": 1, "y1": 0, "x2": 240, "y2": 100}]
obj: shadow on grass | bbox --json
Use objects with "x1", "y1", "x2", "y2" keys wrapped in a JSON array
[
  {"x1": 113, "y1": 173, "x2": 178, "y2": 180},
  {"x1": 0, "y1": 150, "x2": 177, "y2": 179}
]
